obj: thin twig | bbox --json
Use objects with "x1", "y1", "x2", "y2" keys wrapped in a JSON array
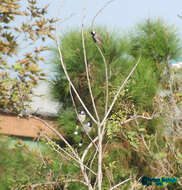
[
  {"x1": 101, "y1": 55, "x2": 141, "y2": 128},
  {"x1": 96, "y1": 44, "x2": 109, "y2": 116},
  {"x1": 56, "y1": 8, "x2": 94, "y2": 189},
  {"x1": 141, "y1": 134, "x2": 152, "y2": 155},
  {"x1": 69, "y1": 84, "x2": 98, "y2": 150},
  {"x1": 104, "y1": 164, "x2": 113, "y2": 188},
  {"x1": 97, "y1": 122, "x2": 103, "y2": 190},
  {"x1": 69, "y1": 84, "x2": 79, "y2": 118},
  {"x1": 31, "y1": 179, "x2": 88, "y2": 189},
  {"x1": 82, "y1": 136, "x2": 98, "y2": 162},
  {"x1": 55, "y1": 18, "x2": 97, "y2": 125},
  {"x1": 43, "y1": 134, "x2": 80, "y2": 169},
  {"x1": 91, "y1": 0, "x2": 115, "y2": 30},
  {"x1": 59, "y1": 13, "x2": 76, "y2": 24},
  {"x1": 82, "y1": 8, "x2": 100, "y2": 122},
  {"x1": 95, "y1": 45, "x2": 109, "y2": 180},
  {"x1": 44, "y1": 135, "x2": 97, "y2": 176},
  {"x1": 119, "y1": 113, "x2": 157, "y2": 125},
  {"x1": 32, "y1": 116, "x2": 97, "y2": 178},
  {"x1": 89, "y1": 148, "x2": 98, "y2": 178},
  {"x1": 31, "y1": 116, "x2": 77, "y2": 157},
  {"x1": 109, "y1": 178, "x2": 131, "y2": 190},
  {"x1": 92, "y1": 43, "x2": 109, "y2": 190},
  {"x1": 36, "y1": 133, "x2": 47, "y2": 166}
]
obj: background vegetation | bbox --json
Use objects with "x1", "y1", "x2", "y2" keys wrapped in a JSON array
[
  {"x1": 49, "y1": 19, "x2": 182, "y2": 189},
  {"x1": 1, "y1": 0, "x2": 182, "y2": 188}
]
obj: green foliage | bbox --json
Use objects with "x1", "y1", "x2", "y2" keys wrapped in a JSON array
[
  {"x1": 50, "y1": 27, "x2": 132, "y2": 143},
  {"x1": 48, "y1": 19, "x2": 182, "y2": 189},
  {"x1": 0, "y1": 136, "x2": 88, "y2": 189},
  {"x1": 130, "y1": 19, "x2": 182, "y2": 63},
  {"x1": 50, "y1": 27, "x2": 130, "y2": 111},
  {"x1": 67, "y1": 183, "x2": 87, "y2": 190},
  {"x1": 104, "y1": 19, "x2": 182, "y2": 189},
  {"x1": 0, "y1": 137, "x2": 62, "y2": 190},
  {"x1": 126, "y1": 19, "x2": 181, "y2": 111},
  {"x1": 107, "y1": 108, "x2": 127, "y2": 139},
  {"x1": 56, "y1": 108, "x2": 81, "y2": 144},
  {"x1": 128, "y1": 58, "x2": 160, "y2": 110}
]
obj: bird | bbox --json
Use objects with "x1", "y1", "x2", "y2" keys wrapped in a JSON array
[
  {"x1": 79, "y1": 121, "x2": 93, "y2": 147},
  {"x1": 74, "y1": 119, "x2": 82, "y2": 135},
  {"x1": 74, "y1": 110, "x2": 86, "y2": 135},
  {"x1": 90, "y1": 31, "x2": 104, "y2": 46},
  {"x1": 79, "y1": 139, "x2": 83, "y2": 147},
  {"x1": 81, "y1": 120, "x2": 92, "y2": 134},
  {"x1": 74, "y1": 122, "x2": 79, "y2": 135},
  {"x1": 78, "y1": 110, "x2": 86, "y2": 123}
]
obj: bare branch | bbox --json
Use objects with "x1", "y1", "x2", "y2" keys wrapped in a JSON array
[
  {"x1": 109, "y1": 178, "x2": 131, "y2": 190},
  {"x1": 31, "y1": 116, "x2": 77, "y2": 156},
  {"x1": 141, "y1": 134, "x2": 152, "y2": 156},
  {"x1": 44, "y1": 134, "x2": 97, "y2": 178},
  {"x1": 55, "y1": 15, "x2": 97, "y2": 124},
  {"x1": 82, "y1": 136, "x2": 98, "y2": 162},
  {"x1": 82, "y1": 8, "x2": 100, "y2": 122},
  {"x1": 59, "y1": 13, "x2": 76, "y2": 23},
  {"x1": 36, "y1": 133, "x2": 47, "y2": 166},
  {"x1": 96, "y1": 44, "x2": 109, "y2": 116},
  {"x1": 91, "y1": 0, "x2": 115, "y2": 30},
  {"x1": 97, "y1": 123, "x2": 103, "y2": 190},
  {"x1": 119, "y1": 113, "x2": 157, "y2": 125},
  {"x1": 89, "y1": 148, "x2": 98, "y2": 178},
  {"x1": 101, "y1": 55, "x2": 141, "y2": 128},
  {"x1": 69, "y1": 84, "x2": 79, "y2": 118},
  {"x1": 31, "y1": 179, "x2": 88, "y2": 189},
  {"x1": 69, "y1": 84, "x2": 98, "y2": 150},
  {"x1": 43, "y1": 135, "x2": 80, "y2": 168},
  {"x1": 92, "y1": 43, "x2": 109, "y2": 190},
  {"x1": 32, "y1": 116, "x2": 97, "y2": 178}
]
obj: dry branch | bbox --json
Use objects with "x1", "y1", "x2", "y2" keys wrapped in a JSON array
[
  {"x1": 91, "y1": 0, "x2": 115, "y2": 30},
  {"x1": 55, "y1": 18, "x2": 97, "y2": 124},
  {"x1": 82, "y1": 7, "x2": 100, "y2": 122},
  {"x1": 109, "y1": 177, "x2": 131, "y2": 190},
  {"x1": 101, "y1": 55, "x2": 141, "y2": 128}
]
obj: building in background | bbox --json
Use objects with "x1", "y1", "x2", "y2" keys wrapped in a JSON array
[
  {"x1": 0, "y1": 80, "x2": 61, "y2": 149},
  {"x1": 27, "y1": 80, "x2": 61, "y2": 117}
]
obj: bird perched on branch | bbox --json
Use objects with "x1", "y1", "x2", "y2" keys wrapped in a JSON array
[
  {"x1": 79, "y1": 121, "x2": 93, "y2": 147},
  {"x1": 74, "y1": 110, "x2": 86, "y2": 135},
  {"x1": 82, "y1": 120, "x2": 92, "y2": 133},
  {"x1": 74, "y1": 120, "x2": 80, "y2": 135},
  {"x1": 90, "y1": 31, "x2": 104, "y2": 46},
  {"x1": 74, "y1": 111, "x2": 93, "y2": 147},
  {"x1": 78, "y1": 110, "x2": 86, "y2": 123}
]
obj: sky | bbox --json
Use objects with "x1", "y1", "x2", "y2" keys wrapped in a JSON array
[
  {"x1": 40, "y1": 0, "x2": 182, "y2": 73},
  {"x1": 19, "y1": 0, "x2": 182, "y2": 113},
  {"x1": 46, "y1": 0, "x2": 182, "y2": 33}
]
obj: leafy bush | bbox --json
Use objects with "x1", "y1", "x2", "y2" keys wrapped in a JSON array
[{"x1": 0, "y1": 137, "x2": 62, "y2": 190}]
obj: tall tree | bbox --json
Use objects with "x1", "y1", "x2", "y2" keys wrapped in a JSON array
[
  {"x1": 49, "y1": 28, "x2": 131, "y2": 143},
  {"x1": 0, "y1": 0, "x2": 56, "y2": 115},
  {"x1": 46, "y1": 18, "x2": 182, "y2": 189}
]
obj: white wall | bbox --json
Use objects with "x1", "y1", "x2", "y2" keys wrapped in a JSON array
[{"x1": 27, "y1": 81, "x2": 61, "y2": 117}]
